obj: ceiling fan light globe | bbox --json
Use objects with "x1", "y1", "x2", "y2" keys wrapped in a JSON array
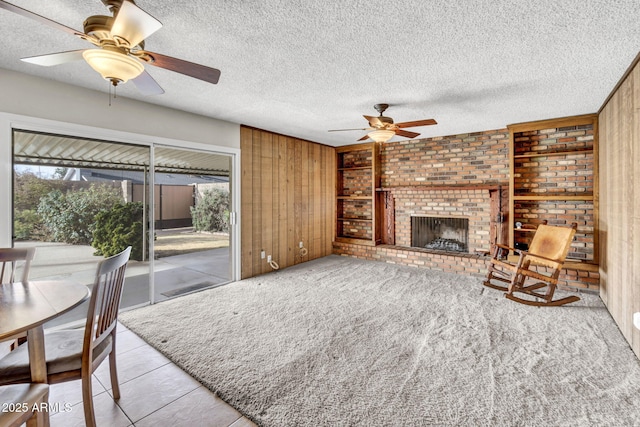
[
  {"x1": 367, "y1": 129, "x2": 395, "y2": 143},
  {"x1": 82, "y1": 49, "x2": 144, "y2": 83}
]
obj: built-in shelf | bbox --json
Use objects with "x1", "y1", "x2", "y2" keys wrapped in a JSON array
[
  {"x1": 513, "y1": 148, "x2": 593, "y2": 159},
  {"x1": 338, "y1": 166, "x2": 372, "y2": 171},
  {"x1": 513, "y1": 194, "x2": 594, "y2": 201},
  {"x1": 337, "y1": 195, "x2": 372, "y2": 200},
  {"x1": 508, "y1": 114, "x2": 599, "y2": 267},
  {"x1": 515, "y1": 227, "x2": 593, "y2": 234},
  {"x1": 335, "y1": 142, "x2": 381, "y2": 245},
  {"x1": 507, "y1": 255, "x2": 599, "y2": 272}
]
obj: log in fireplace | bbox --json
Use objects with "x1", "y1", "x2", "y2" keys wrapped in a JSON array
[{"x1": 411, "y1": 216, "x2": 469, "y2": 253}]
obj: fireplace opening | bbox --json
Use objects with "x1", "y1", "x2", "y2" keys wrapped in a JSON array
[{"x1": 411, "y1": 216, "x2": 469, "y2": 253}]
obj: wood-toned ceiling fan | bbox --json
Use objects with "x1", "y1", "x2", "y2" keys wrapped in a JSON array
[
  {"x1": 329, "y1": 104, "x2": 437, "y2": 142},
  {"x1": 0, "y1": 0, "x2": 221, "y2": 95}
]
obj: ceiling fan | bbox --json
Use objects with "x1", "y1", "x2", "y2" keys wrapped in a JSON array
[
  {"x1": 0, "y1": 0, "x2": 221, "y2": 95},
  {"x1": 329, "y1": 104, "x2": 437, "y2": 143}
]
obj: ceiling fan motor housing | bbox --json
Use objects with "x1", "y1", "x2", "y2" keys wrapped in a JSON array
[{"x1": 83, "y1": 15, "x2": 113, "y2": 42}]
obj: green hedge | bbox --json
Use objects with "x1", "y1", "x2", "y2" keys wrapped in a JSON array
[
  {"x1": 37, "y1": 185, "x2": 122, "y2": 245},
  {"x1": 191, "y1": 188, "x2": 229, "y2": 233},
  {"x1": 92, "y1": 202, "x2": 144, "y2": 261}
]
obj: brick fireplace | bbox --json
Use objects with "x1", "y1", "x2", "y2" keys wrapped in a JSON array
[
  {"x1": 334, "y1": 129, "x2": 510, "y2": 277},
  {"x1": 392, "y1": 187, "x2": 495, "y2": 253},
  {"x1": 411, "y1": 216, "x2": 469, "y2": 253},
  {"x1": 332, "y1": 127, "x2": 599, "y2": 290}
]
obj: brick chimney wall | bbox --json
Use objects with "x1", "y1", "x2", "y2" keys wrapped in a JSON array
[{"x1": 333, "y1": 127, "x2": 599, "y2": 291}]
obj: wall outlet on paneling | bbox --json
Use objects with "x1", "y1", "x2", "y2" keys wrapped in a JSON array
[
  {"x1": 261, "y1": 250, "x2": 265, "y2": 259},
  {"x1": 299, "y1": 241, "x2": 304, "y2": 248},
  {"x1": 634, "y1": 312, "x2": 640, "y2": 330},
  {"x1": 267, "y1": 255, "x2": 272, "y2": 263}
]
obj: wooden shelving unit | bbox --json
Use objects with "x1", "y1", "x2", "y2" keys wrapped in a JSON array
[
  {"x1": 507, "y1": 114, "x2": 599, "y2": 270},
  {"x1": 335, "y1": 142, "x2": 381, "y2": 246}
]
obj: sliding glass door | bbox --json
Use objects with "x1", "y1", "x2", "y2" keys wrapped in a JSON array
[
  {"x1": 151, "y1": 146, "x2": 233, "y2": 302},
  {"x1": 12, "y1": 130, "x2": 235, "y2": 327}
]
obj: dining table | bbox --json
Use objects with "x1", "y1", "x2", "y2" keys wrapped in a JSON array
[{"x1": 0, "y1": 280, "x2": 89, "y2": 383}]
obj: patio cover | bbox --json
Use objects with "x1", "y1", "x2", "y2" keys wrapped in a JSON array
[{"x1": 13, "y1": 130, "x2": 230, "y2": 176}]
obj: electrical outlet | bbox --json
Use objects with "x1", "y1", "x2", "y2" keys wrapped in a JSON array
[
  {"x1": 299, "y1": 241, "x2": 304, "y2": 248},
  {"x1": 634, "y1": 312, "x2": 640, "y2": 330},
  {"x1": 261, "y1": 250, "x2": 265, "y2": 259},
  {"x1": 267, "y1": 255, "x2": 272, "y2": 263}
]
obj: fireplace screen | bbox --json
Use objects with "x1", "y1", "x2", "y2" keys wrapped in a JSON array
[{"x1": 411, "y1": 216, "x2": 469, "y2": 253}]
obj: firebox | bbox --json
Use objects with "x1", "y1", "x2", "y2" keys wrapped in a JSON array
[{"x1": 411, "y1": 216, "x2": 469, "y2": 253}]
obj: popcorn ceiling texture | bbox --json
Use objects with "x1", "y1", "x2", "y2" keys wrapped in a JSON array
[{"x1": 0, "y1": 0, "x2": 639, "y2": 146}]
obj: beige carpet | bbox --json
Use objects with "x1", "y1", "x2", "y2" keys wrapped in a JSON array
[{"x1": 119, "y1": 255, "x2": 640, "y2": 426}]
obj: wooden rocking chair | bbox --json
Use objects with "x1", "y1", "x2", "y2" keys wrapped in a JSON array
[{"x1": 483, "y1": 223, "x2": 580, "y2": 306}]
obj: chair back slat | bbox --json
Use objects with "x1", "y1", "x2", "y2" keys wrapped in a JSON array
[
  {"x1": 527, "y1": 224, "x2": 576, "y2": 268},
  {"x1": 83, "y1": 247, "x2": 131, "y2": 355},
  {"x1": 0, "y1": 247, "x2": 35, "y2": 284}
]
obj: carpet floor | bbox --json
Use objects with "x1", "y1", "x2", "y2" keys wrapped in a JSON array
[{"x1": 119, "y1": 255, "x2": 640, "y2": 426}]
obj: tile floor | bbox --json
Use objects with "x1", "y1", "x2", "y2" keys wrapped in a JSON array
[{"x1": 47, "y1": 323, "x2": 256, "y2": 427}]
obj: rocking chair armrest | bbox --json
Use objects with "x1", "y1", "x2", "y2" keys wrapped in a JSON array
[
  {"x1": 490, "y1": 243, "x2": 515, "y2": 259},
  {"x1": 516, "y1": 250, "x2": 563, "y2": 265},
  {"x1": 494, "y1": 243, "x2": 515, "y2": 251}
]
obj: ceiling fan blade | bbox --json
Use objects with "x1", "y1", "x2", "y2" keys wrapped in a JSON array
[
  {"x1": 364, "y1": 115, "x2": 383, "y2": 127},
  {"x1": 395, "y1": 119, "x2": 437, "y2": 128},
  {"x1": 395, "y1": 129, "x2": 421, "y2": 138},
  {"x1": 132, "y1": 70, "x2": 165, "y2": 96},
  {"x1": 357, "y1": 134, "x2": 371, "y2": 141},
  {"x1": 328, "y1": 128, "x2": 369, "y2": 132},
  {"x1": 139, "y1": 50, "x2": 221, "y2": 84},
  {"x1": 110, "y1": 0, "x2": 162, "y2": 48},
  {"x1": 21, "y1": 50, "x2": 86, "y2": 66},
  {"x1": 0, "y1": 0, "x2": 85, "y2": 37}
]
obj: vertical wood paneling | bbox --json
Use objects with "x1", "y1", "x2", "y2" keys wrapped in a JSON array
[
  {"x1": 633, "y1": 64, "x2": 640, "y2": 360},
  {"x1": 599, "y1": 57, "x2": 640, "y2": 359},
  {"x1": 240, "y1": 126, "x2": 253, "y2": 279},
  {"x1": 294, "y1": 140, "x2": 303, "y2": 264},
  {"x1": 251, "y1": 130, "x2": 263, "y2": 275},
  {"x1": 324, "y1": 146, "x2": 334, "y2": 255},
  {"x1": 240, "y1": 126, "x2": 335, "y2": 278},
  {"x1": 261, "y1": 131, "x2": 274, "y2": 275},
  {"x1": 301, "y1": 141, "x2": 310, "y2": 261},
  {"x1": 313, "y1": 144, "x2": 322, "y2": 257},
  {"x1": 277, "y1": 135, "x2": 289, "y2": 267},
  {"x1": 287, "y1": 138, "x2": 296, "y2": 267}
]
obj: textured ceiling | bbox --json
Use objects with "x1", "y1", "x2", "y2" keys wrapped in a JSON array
[{"x1": 0, "y1": 0, "x2": 639, "y2": 147}]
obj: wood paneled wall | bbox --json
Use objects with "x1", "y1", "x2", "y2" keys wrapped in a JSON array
[
  {"x1": 598, "y1": 56, "x2": 640, "y2": 358},
  {"x1": 240, "y1": 126, "x2": 335, "y2": 279}
]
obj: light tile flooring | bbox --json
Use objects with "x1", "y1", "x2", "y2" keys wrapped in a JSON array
[{"x1": 47, "y1": 323, "x2": 256, "y2": 427}]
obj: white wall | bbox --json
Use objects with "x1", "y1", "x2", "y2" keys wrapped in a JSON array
[{"x1": 0, "y1": 68, "x2": 240, "y2": 148}]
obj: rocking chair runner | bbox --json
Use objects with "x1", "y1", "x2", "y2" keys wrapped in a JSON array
[{"x1": 483, "y1": 223, "x2": 580, "y2": 306}]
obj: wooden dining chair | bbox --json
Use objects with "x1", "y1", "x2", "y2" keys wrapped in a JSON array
[
  {"x1": 483, "y1": 223, "x2": 579, "y2": 306},
  {"x1": 0, "y1": 247, "x2": 35, "y2": 285},
  {"x1": 1, "y1": 247, "x2": 36, "y2": 350},
  {"x1": 0, "y1": 246, "x2": 131, "y2": 427},
  {"x1": 0, "y1": 383, "x2": 50, "y2": 427}
]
